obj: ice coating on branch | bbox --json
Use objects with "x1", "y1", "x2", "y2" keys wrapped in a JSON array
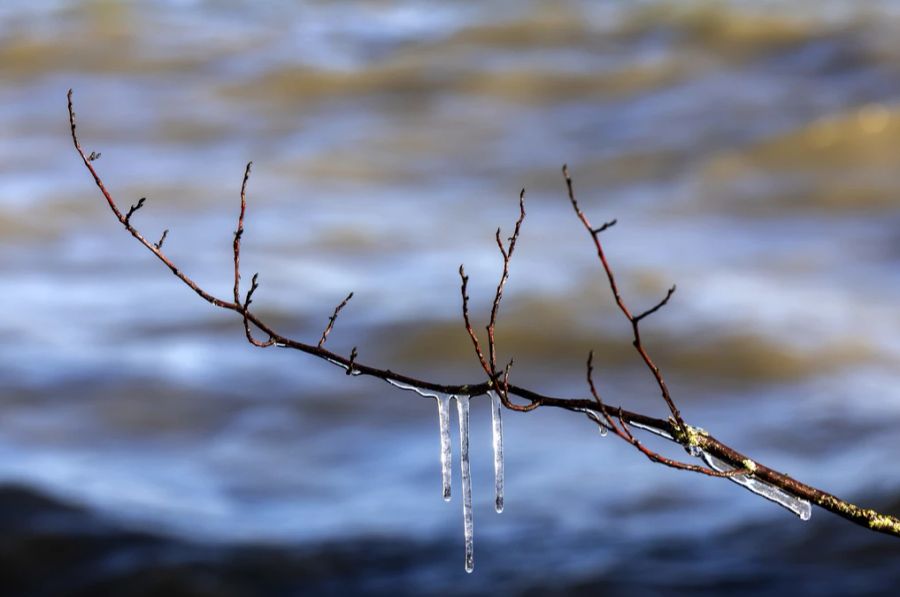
[
  {"x1": 699, "y1": 450, "x2": 812, "y2": 521},
  {"x1": 325, "y1": 357, "x2": 362, "y2": 375},
  {"x1": 488, "y1": 391, "x2": 504, "y2": 513},
  {"x1": 438, "y1": 395, "x2": 452, "y2": 501},
  {"x1": 456, "y1": 395, "x2": 475, "y2": 573},
  {"x1": 628, "y1": 419, "x2": 675, "y2": 440}
]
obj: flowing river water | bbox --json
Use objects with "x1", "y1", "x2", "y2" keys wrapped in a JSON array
[{"x1": 2, "y1": 1, "x2": 900, "y2": 594}]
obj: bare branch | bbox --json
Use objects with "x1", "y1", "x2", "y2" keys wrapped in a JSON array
[
  {"x1": 563, "y1": 164, "x2": 685, "y2": 432},
  {"x1": 487, "y1": 189, "x2": 526, "y2": 369},
  {"x1": 319, "y1": 292, "x2": 354, "y2": 348},
  {"x1": 233, "y1": 161, "x2": 252, "y2": 306},
  {"x1": 593, "y1": 219, "x2": 616, "y2": 234},
  {"x1": 242, "y1": 273, "x2": 275, "y2": 348},
  {"x1": 68, "y1": 89, "x2": 900, "y2": 539},
  {"x1": 634, "y1": 284, "x2": 677, "y2": 323}
]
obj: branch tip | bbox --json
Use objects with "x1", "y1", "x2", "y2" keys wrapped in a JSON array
[
  {"x1": 592, "y1": 219, "x2": 617, "y2": 234},
  {"x1": 318, "y1": 291, "x2": 355, "y2": 348},
  {"x1": 125, "y1": 197, "x2": 146, "y2": 225},
  {"x1": 634, "y1": 284, "x2": 677, "y2": 323}
]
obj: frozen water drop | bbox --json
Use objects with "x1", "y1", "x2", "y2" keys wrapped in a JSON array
[
  {"x1": 488, "y1": 391, "x2": 504, "y2": 513},
  {"x1": 577, "y1": 408, "x2": 610, "y2": 438},
  {"x1": 455, "y1": 395, "x2": 474, "y2": 573}
]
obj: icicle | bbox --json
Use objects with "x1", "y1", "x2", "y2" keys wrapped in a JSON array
[
  {"x1": 385, "y1": 380, "x2": 454, "y2": 502},
  {"x1": 488, "y1": 391, "x2": 504, "y2": 513},
  {"x1": 455, "y1": 395, "x2": 475, "y2": 573},
  {"x1": 699, "y1": 450, "x2": 812, "y2": 521},
  {"x1": 438, "y1": 395, "x2": 452, "y2": 501}
]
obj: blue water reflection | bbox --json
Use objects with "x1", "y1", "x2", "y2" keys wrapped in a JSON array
[{"x1": 2, "y1": 1, "x2": 900, "y2": 594}]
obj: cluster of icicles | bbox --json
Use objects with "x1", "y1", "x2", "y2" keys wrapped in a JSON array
[
  {"x1": 386, "y1": 379, "x2": 504, "y2": 573},
  {"x1": 330, "y1": 358, "x2": 810, "y2": 572}
]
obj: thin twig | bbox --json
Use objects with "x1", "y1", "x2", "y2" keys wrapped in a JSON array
[
  {"x1": 242, "y1": 273, "x2": 275, "y2": 348},
  {"x1": 319, "y1": 292, "x2": 354, "y2": 348},
  {"x1": 563, "y1": 164, "x2": 685, "y2": 432},
  {"x1": 634, "y1": 285, "x2": 676, "y2": 323},
  {"x1": 234, "y1": 161, "x2": 252, "y2": 306},
  {"x1": 154, "y1": 229, "x2": 168, "y2": 250},
  {"x1": 125, "y1": 197, "x2": 146, "y2": 226}
]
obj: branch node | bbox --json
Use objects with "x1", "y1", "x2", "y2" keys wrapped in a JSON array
[
  {"x1": 125, "y1": 197, "x2": 146, "y2": 226},
  {"x1": 347, "y1": 346, "x2": 359, "y2": 375},
  {"x1": 154, "y1": 229, "x2": 168, "y2": 251},
  {"x1": 88, "y1": 151, "x2": 101, "y2": 162}
]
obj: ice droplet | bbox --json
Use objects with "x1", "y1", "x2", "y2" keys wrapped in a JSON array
[
  {"x1": 488, "y1": 391, "x2": 504, "y2": 513},
  {"x1": 577, "y1": 408, "x2": 610, "y2": 438},
  {"x1": 699, "y1": 450, "x2": 812, "y2": 521},
  {"x1": 438, "y1": 395, "x2": 452, "y2": 501},
  {"x1": 456, "y1": 395, "x2": 475, "y2": 573}
]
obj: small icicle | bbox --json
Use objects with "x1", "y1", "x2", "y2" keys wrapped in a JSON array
[
  {"x1": 438, "y1": 395, "x2": 452, "y2": 501},
  {"x1": 488, "y1": 391, "x2": 504, "y2": 513},
  {"x1": 577, "y1": 408, "x2": 610, "y2": 438},
  {"x1": 384, "y1": 380, "x2": 454, "y2": 501},
  {"x1": 699, "y1": 450, "x2": 812, "y2": 521},
  {"x1": 455, "y1": 395, "x2": 474, "y2": 573}
]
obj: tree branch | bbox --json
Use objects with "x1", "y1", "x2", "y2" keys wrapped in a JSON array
[
  {"x1": 563, "y1": 164, "x2": 685, "y2": 433},
  {"x1": 68, "y1": 89, "x2": 900, "y2": 539}
]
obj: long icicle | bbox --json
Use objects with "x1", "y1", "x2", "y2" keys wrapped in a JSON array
[
  {"x1": 438, "y1": 395, "x2": 452, "y2": 501},
  {"x1": 455, "y1": 395, "x2": 474, "y2": 573},
  {"x1": 488, "y1": 391, "x2": 504, "y2": 513}
]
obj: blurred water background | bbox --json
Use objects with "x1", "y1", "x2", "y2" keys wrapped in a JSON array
[{"x1": 3, "y1": 0, "x2": 900, "y2": 594}]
